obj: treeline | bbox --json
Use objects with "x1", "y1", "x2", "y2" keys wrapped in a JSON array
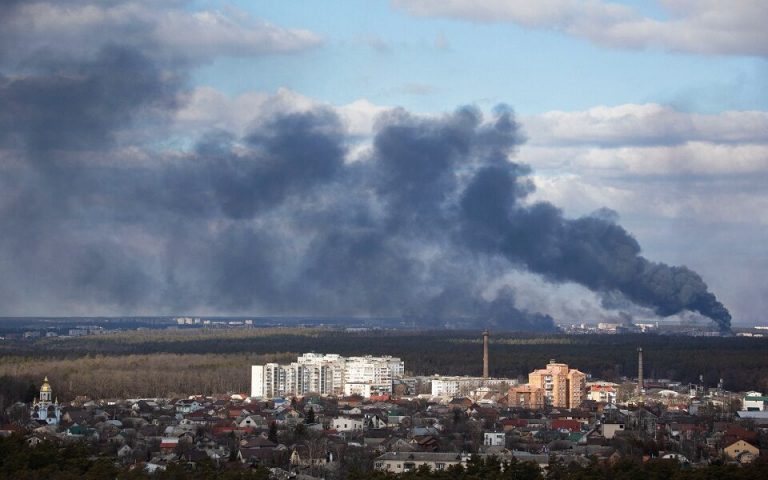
[
  {"x1": 2, "y1": 330, "x2": 768, "y2": 399},
  {"x1": 0, "y1": 353, "x2": 296, "y2": 403}
]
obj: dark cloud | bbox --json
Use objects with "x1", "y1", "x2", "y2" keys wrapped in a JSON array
[
  {"x1": 0, "y1": 33, "x2": 731, "y2": 332},
  {"x1": 0, "y1": 45, "x2": 179, "y2": 156}
]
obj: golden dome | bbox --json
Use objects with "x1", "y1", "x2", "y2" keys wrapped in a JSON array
[{"x1": 40, "y1": 376, "x2": 52, "y2": 393}]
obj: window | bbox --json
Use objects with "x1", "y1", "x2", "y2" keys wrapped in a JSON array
[{"x1": 436, "y1": 463, "x2": 445, "y2": 470}]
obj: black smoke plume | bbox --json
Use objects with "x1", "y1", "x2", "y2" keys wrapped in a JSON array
[{"x1": 0, "y1": 43, "x2": 731, "y2": 332}]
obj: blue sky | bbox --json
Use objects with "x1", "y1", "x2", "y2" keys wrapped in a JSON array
[{"x1": 193, "y1": 1, "x2": 767, "y2": 114}]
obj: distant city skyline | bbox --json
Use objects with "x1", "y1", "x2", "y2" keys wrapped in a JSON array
[{"x1": 0, "y1": 1, "x2": 766, "y2": 326}]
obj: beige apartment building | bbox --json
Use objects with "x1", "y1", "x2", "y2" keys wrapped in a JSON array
[
  {"x1": 527, "y1": 360, "x2": 586, "y2": 408},
  {"x1": 507, "y1": 383, "x2": 545, "y2": 409}
]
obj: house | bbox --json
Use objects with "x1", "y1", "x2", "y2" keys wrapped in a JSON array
[
  {"x1": 600, "y1": 423, "x2": 625, "y2": 439},
  {"x1": 365, "y1": 413, "x2": 388, "y2": 429},
  {"x1": 551, "y1": 419, "x2": 581, "y2": 433},
  {"x1": 332, "y1": 417, "x2": 364, "y2": 432},
  {"x1": 159, "y1": 437, "x2": 179, "y2": 454},
  {"x1": 723, "y1": 440, "x2": 759, "y2": 462},
  {"x1": 743, "y1": 392, "x2": 768, "y2": 411},
  {"x1": 238, "y1": 415, "x2": 265, "y2": 429},
  {"x1": 721, "y1": 426, "x2": 758, "y2": 447},
  {"x1": 411, "y1": 435, "x2": 439, "y2": 452},
  {"x1": 184, "y1": 409, "x2": 211, "y2": 426},
  {"x1": 501, "y1": 418, "x2": 528, "y2": 431},
  {"x1": 175, "y1": 399, "x2": 204, "y2": 414},
  {"x1": 483, "y1": 431, "x2": 505, "y2": 447}
]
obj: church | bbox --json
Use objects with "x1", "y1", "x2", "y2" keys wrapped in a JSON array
[{"x1": 30, "y1": 376, "x2": 61, "y2": 425}]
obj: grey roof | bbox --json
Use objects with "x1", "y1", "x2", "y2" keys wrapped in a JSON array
[{"x1": 736, "y1": 411, "x2": 768, "y2": 418}]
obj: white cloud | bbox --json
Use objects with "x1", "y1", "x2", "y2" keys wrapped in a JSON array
[
  {"x1": 519, "y1": 104, "x2": 768, "y2": 178},
  {"x1": 0, "y1": 2, "x2": 322, "y2": 64},
  {"x1": 174, "y1": 87, "x2": 389, "y2": 146},
  {"x1": 523, "y1": 104, "x2": 768, "y2": 147},
  {"x1": 393, "y1": 0, "x2": 768, "y2": 56}
]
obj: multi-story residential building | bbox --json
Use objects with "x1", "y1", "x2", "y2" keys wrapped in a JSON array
[
  {"x1": 507, "y1": 384, "x2": 545, "y2": 409},
  {"x1": 527, "y1": 360, "x2": 586, "y2": 408},
  {"x1": 251, "y1": 353, "x2": 404, "y2": 398},
  {"x1": 430, "y1": 376, "x2": 517, "y2": 397}
]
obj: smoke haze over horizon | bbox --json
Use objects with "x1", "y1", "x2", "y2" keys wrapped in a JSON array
[{"x1": 0, "y1": 1, "x2": 756, "y2": 332}]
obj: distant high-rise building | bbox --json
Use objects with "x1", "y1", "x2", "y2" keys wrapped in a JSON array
[
  {"x1": 527, "y1": 360, "x2": 586, "y2": 408},
  {"x1": 251, "y1": 353, "x2": 404, "y2": 398}
]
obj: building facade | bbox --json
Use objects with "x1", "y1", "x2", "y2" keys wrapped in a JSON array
[
  {"x1": 743, "y1": 391, "x2": 768, "y2": 411},
  {"x1": 251, "y1": 353, "x2": 404, "y2": 398},
  {"x1": 525, "y1": 360, "x2": 587, "y2": 408},
  {"x1": 430, "y1": 376, "x2": 517, "y2": 398},
  {"x1": 507, "y1": 384, "x2": 545, "y2": 409},
  {"x1": 587, "y1": 382, "x2": 618, "y2": 404}
]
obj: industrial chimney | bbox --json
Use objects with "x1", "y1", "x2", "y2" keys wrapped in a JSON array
[
  {"x1": 482, "y1": 330, "x2": 490, "y2": 378},
  {"x1": 636, "y1": 347, "x2": 644, "y2": 395}
]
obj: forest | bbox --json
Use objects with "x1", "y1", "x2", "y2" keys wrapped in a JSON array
[{"x1": 2, "y1": 328, "x2": 768, "y2": 406}]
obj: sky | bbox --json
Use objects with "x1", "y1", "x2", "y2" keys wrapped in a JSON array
[{"x1": 0, "y1": 1, "x2": 766, "y2": 329}]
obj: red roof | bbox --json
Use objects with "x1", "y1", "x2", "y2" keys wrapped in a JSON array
[
  {"x1": 589, "y1": 385, "x2": 616, "y2": 392},
  {"x1": 551, "y1": 419, "x2": 581, "y2": 432}
]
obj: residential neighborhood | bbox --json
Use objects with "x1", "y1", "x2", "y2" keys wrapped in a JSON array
[{"x1": 3, "y1": 350, "x2": 767, "y2": 479}]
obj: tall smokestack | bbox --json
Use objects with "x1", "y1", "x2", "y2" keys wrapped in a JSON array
[
  {"x1": 483, "y1": 330, "x2": 490, "y2": 378},
  {"x1": 637, "y1": 347, "x2": 644, "y2": 395}
]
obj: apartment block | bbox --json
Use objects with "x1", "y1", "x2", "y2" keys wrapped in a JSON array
[
  {"x1": 251, "y1": 353, "x2": 404, "y2": 398},
  {"x1": 527, "y1": 360, "x2": 586, "y2": 408}
]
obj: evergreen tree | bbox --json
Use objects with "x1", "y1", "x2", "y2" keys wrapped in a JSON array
[{"x1": 306, "y1": 406, "x2": 315, "y2": 424}]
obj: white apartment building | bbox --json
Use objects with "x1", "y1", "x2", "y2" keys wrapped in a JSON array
[
  {"x1": 430, "y1": 376, "x2": 517, "y2": 397},
  {"x1": 251, "y1": 353, "x2": 404, "y2": 398},
  {"x1": 431, "y1": 377, "x2": 466, "y2": 397}
]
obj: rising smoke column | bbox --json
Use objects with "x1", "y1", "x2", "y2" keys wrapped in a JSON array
[
  {"x1": 458, "y1": 144, "x2": 733, "y2": 331},
  {"x1": 0, "y1": 23, "x2": 731, "y2": 331}
]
